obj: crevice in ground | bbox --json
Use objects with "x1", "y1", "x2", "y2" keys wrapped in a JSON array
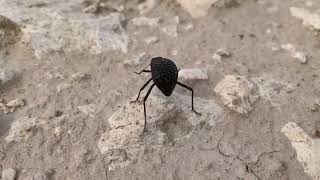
[{"x1": 199, "y1": 131, "x2": 281, "y2": 180}]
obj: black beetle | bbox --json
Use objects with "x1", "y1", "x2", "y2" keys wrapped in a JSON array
[{"x1": 132, "y1": 57, "x2": 201, "y2": 132}]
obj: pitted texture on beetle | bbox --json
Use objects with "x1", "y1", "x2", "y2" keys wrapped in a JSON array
[{"x1": 151, "y1": 57, "x2": 178, "y2": 96}]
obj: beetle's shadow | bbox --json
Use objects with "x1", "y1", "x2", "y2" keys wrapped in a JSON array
[
  {"x1": 155, "y1": 110, "x2": 194, "y2": 144},
  {"x1": 144, "y1": 89, "x2": 200, "y2": 144}
]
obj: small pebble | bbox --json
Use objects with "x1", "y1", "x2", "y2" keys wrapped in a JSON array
[
  {"x1": 216, "y1": 48, "x2": 231, "y2": 57},
  {"x1": 131, "y1": 17, "x2": 160, "y2": 27},
  {"x1": 170, "y1": 50, "x2": 178, "y2": 56},
  {"x1": 183, "y1": 23, "x2": 194, "y2": 31},
  {"x1": 212, "y1": 53, "x2": 222, "y2": 62},
  {"x1": 281, "y1": 44, "x2": 308, "y2": 64},
  {"x1": 212, "y1": 48, "x2": 231, "y2": 63},
  {"x1": 0, "y1": 68, "x2": 16, "y2": 85},
  {"x1": 144, "y1": 36, "x2": 159, "y2": 44},
  {"x1": 1, "y1": 168, "x2": 17, "y2": 180},
  {"x1": 178, "y1": 68, "x2": 208, "y2": 81},
  {"x1": 0, "y1": 99, "x2": 25, "y2": 114},
  {"x1": 56, "y1": 82, "x2": 71, "y2": 93}
]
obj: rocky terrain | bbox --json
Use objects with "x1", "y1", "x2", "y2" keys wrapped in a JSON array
[{"x1": 0, "y1": 0, "x2": 320, "y2": 179}]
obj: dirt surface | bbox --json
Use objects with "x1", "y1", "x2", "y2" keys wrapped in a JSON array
[{"x1": 1, "y1": 0, "x2": 320, "y2": 179}]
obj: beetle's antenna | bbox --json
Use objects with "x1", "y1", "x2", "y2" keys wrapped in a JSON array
[{"x1": 135, "y1": 64, "x2": 151, "y2": 74}]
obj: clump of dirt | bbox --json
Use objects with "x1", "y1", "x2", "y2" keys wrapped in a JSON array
[{"x1": 0, "y1": 15, "x2": 21, "y2": 49}]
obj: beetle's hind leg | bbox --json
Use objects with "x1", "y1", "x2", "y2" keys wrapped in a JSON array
[
  {"x1": 177, "y1": 81, "x2": 201, "y2": 115},
  {"x1": 143, "y1": 83, "x2": 155, "y2": 132}
]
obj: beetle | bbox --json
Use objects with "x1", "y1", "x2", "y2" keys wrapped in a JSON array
[{"x1": 131, "y1": 57, "x2": 201, "y2": 132}]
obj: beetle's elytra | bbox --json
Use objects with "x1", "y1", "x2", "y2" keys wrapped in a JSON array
[
  {"x1": 150, "y1": 57, "x2": 178, "y2": 96},
  {"x1": 132, "y1": 57, "x2": 201, "y2": 132}
]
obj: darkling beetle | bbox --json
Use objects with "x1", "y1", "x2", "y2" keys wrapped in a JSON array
[{"x1": 131, "y1": 57, "x2": 201, "y2": 132}]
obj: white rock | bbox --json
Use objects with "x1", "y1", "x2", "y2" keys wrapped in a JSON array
[
  {"x1": 0, "y1": 2, "x2": 131, "y2": 58},
  {"x1": 56, "y1": 82, "x2": 71, "y2": 93},
  {"x1": 178, "y1": 68, "x2": 209, "y2": 81},
  {"x1": 0, "y1": 68, "x2": 16, "y2": 85},
  {"x1": 78, "y1": 104, "x2": 96, "y2": 118},
  {"x1": 212, "y1": 48, "x2": 231, "y2": 62},
  {"x1": 6, "y1": 117, "x2": 44, "y2": 143},
  {"x1": 281, "y1": 43, "x2": 296, "y2": 51},
  {"x1": 144, "y1": 36, "x2": 159, "y2": 44},
  {"x1": 0, "y1": 99, "x2": 25, "y2": 114},
  {"x1": 290, "y1": 7, "x2": 320, "y2": 30},
  {"x1": 1, "y1": 168, "x2": 17, "y2": 180},
  {"x1": 281, "y1": 122, "x2": 320, "y2": 180},
  {"x1": 281, "y1": 43, "x2": 308, "y2": 64},
  {"x1": 6, "y1": 99, "x2": 25, "y2": 108},
  {"x1": 216, "y1": 48, "x2": 231, "y2": 57},
  {"x1": 0, "y1": 0, "x2": 131, "y2": 54},
  {"x1": 53, "y1": 127, "x2": 62, "y2": 137},
  {"x1": 183, "y1": 23, "x2": 194, "y2": 31},
  {"x1": 131, "y1": 16, "x2": 160, "y2": 27},
  {"x1": 170, "y1": 49, "x2": 178, "y2": 56},
  {"x1": 293, "y1": 52, "x2": 308, "y2": 64},
  {"x1": 71, "y1": 72, "x2": 91, "y2": 81},
  {"x1": 212, "y1": 53, "x2": 222, "y2": 62},
  {"x1": 124, "y1": 52, "x2": 148, "y2": 66},
  {"x1": 98, "y1": 92, "x2": 223, "y2": 170},
  {"x1": 83, "y1": 3, "x2": 99, "y2": 13},
  {"x1": 176, "y1": 0, "x2": 220, "y2": 18},
  {"x1": 214, "y1": 75, "x2": 259, "y2": 115}
]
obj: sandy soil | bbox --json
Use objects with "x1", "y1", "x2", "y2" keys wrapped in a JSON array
[{"x1": 0, "y1": 0, "x2": 320, "y2": 179}]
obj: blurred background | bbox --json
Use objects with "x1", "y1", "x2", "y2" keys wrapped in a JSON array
[{"x1": 0, "y1": 0, "x2": 320, "y2": 179}]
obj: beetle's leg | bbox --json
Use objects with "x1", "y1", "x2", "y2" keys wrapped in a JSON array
[
  {"x1": 131, "y1": 78, "x2": 153, "y2": 103},
  {"x1": 143, "y1": 83, "x2": 155, "y2": 132},
  {"x1": 134, "y1": 64, "x2": 151, "y2": 74},
  {"x1": 177, "y1": 81, "x2": 201, "y2": 115}
]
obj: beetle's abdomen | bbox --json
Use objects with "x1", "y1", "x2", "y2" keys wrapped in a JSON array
[{"x1": 150, "y1": 57, "x2": 178, "y2": 96}]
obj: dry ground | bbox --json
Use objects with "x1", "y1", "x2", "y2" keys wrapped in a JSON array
[{"x1": 0, "y1": 0, "x2": 320, "y2": 179}]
